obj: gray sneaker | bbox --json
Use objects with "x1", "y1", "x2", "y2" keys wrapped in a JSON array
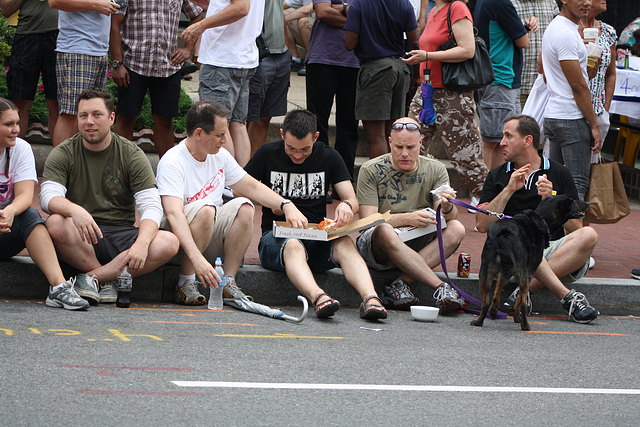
[
  {"x1": 223, "y1": 276, "x2": 253, "y2": 301},
  {"x1": 46, "y1": 279, "x2": 90, "y2": 311},
  {"x1": 99, "y1": 281, "x2": 117, "y2": 303},
  {"x1": 176, "y1": 280, "x2": 206, "y2": 306},
  {"x1": 75, "y1": 273, "x2": 100, "y2": 305},
  {"x1": 433, "y1": 282, "x2": 466, "y2": 314}
]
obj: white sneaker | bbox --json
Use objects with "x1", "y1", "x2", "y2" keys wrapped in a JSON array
[{"x1": 467, "y1": 196, "x2": 480, "y2": 213}]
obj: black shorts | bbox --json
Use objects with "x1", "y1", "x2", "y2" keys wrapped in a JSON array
[
  {"x1": 116, "y1": 68, "x2": 182, "y2": 118},
  {"x1": 0, "y1": 208, "x2": 45, "y2": 260},
  {"x1": 92, "y1": 224, "x2": 140, "y2": 265},
  {"x1": 7, "y1": 31, "x2": 58, "y2": 101}
]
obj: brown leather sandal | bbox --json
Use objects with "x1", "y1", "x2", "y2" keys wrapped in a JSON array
[
  {"x1": 312, "y1": 292, "x2": 340, "y2": 318},
  {"x1": 360, "y1": 295, "x2": 388, "y2": 320}
]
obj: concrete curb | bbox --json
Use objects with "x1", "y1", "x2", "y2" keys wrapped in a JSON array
[{"x1": 3, "y1": 258, "x2": 639, "y2": 316}]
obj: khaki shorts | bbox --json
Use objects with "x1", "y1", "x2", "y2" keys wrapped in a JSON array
[
  {"x1": 161, "y1": 197, "x2": 254, "y2": 265},
  {"x1": 544, "y1": 234, "x2": 590, "y2": 284}
]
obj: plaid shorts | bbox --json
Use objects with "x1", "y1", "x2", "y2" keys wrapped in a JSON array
[{"x1": 56, "y1": 52, "x2": 108, "y2": 115}]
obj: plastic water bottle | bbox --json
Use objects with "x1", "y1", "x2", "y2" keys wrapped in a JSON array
[
  {"x1": 208, "y1": 257, "x2": 225, "y2": 310},
  {"x1": 116, "y1": 266, "x2": 132, "y2": 308}
]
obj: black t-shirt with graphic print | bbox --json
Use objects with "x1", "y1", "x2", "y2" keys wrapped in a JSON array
[{"x1": 245, "y1": 139, "x2": 352, "y2": 232}]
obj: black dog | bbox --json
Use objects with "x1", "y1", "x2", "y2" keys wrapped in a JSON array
[{"x1": 470, "y1": 195, "x2": 588, "y2": 331}]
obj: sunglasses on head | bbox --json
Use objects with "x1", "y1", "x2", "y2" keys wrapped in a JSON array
[{"x1": 391, "y1": 122, "x2": 420, "y2": 131}]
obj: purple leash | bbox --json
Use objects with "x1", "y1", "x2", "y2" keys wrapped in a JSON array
[{"x1": 435, "y1": 201, "x2": 508, "y2": 319}]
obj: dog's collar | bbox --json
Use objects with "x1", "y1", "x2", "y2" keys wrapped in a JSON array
[{"x1": 533, "y1": 211, "x2": 551, "y2": 247}]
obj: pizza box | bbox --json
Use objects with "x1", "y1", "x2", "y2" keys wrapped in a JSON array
[
  {"x1": 273, "y1": 211, "x2": 391, "y2": 241},
  {"x1": 393, "y1": 207, "x2": 446, "y2": 242}
]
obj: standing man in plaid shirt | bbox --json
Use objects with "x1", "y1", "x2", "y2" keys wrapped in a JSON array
[{"x1": 109, "y1": 0, "x2": 203, "y2": 158}]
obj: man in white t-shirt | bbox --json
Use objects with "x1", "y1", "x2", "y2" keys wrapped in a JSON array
[
  {"x1": 180, "y1": 0, "x2": 265, "y2": 167},
  {"x1": 541, "y1": 0, "x2": 601, "y2": 201},
  {"x1": 156, "y1": 101, "x2": 307, "y2": 306}
]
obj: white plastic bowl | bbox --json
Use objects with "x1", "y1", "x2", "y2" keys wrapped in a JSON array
[{"x1": 410, "y1": 305, "x2": 439, "y2": 322}]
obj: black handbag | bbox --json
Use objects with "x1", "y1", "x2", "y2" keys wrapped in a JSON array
[{"x1": 436, "y1": 0, "x2": 495, "y2": 91}]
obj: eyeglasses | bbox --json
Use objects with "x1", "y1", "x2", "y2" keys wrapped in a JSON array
[
  {"x1": 284, "y1": 144, "x2": 313, "y2": 154},
  {"x1": 391, "y1": 122, "x2": 420, "y2": 131}
]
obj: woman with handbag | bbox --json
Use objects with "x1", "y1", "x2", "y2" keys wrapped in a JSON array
[{"x1": 404, "y1": 0, "x2": 488, "y2": 208}]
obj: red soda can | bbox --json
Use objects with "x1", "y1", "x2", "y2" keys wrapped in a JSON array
[{"x1": 457, "y1": 253, "x2": 471, "y2": 277}]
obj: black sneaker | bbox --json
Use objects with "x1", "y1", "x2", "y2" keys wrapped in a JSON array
[
  {"x1": 380, "y1": 280, "x2": 418, "y2": 310},
  {"x1": 290, "y1": 59, "x2": 304, "y2": 72},
  {"x1": 631, "y1": 268, "x2": 640, "y2": 280},
  {"x1": 181, "y1": 61, "x2": 198, "y2": 76},
  {"x1": 503, "y1": 287, "x2": 533, "y2": 315},
  {"x1": 297, "y1": 65, "x2": 306, "y2": 76},
  {"x1": 561, "y1": 289, "x2": 599, "y2": 323},
  {"x1": 433, "y1": 282, "x2": 466, "y2": 314}
]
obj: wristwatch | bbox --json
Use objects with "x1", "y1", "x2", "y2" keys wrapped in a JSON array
[
  {"x1": 341, "y1": 2, "x2": 348, "y2": 16},
  {"x1": 280, "y1": 199, "x2": 292, "y2": 211},
  {"x1": 111, "y1": 60, "x2": 123, "y2": 69}
]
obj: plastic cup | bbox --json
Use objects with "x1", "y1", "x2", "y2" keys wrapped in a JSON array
[{"x1": 583, "y1": 28, "x2": 599, "y2": 41}]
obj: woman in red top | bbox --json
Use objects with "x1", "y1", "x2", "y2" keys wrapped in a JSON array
[{"x1": 404, "y1": 0, "x2": 488, "y2": 207}]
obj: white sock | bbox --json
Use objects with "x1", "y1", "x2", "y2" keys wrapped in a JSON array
[
  {"x1": 292, "y1": 57, "x2": 302, "y2": 63},
  {"x1": 178, "y1": 274, "x2": 196, "y2": 286},
  {"x1": 51, "y1": 283, "x2": 65, "y2": 292}
]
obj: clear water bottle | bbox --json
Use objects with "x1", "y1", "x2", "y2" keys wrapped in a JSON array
[
  {"x1": 116, "y1": 266, "x2": 132, "y2": 308},
  {"x1": 208, "y1": 257, "x2": 225, "y2": 310}
]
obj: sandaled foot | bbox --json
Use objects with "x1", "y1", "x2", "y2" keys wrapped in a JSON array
[
  {"x1": 360, "y1": 295, "x2": 388, "y2": 320},
  {"x1": 313, "y1": 292, "x2": 340, "y2": 318}
]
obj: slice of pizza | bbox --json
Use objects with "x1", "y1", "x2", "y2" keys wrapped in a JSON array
[{"x1": 318, "y1": 218, "x2": 337, "y2": 231}]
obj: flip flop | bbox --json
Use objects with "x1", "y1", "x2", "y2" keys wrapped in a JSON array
[
  {"x1": 313, "y1": 292, "x2": 340, "y2": 318},
  {"x1": 360, "y1": 295, "x2": 388, "y2": 320}
]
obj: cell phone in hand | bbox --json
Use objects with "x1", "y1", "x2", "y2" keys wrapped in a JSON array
[
  {"x1": 112, "y1": 0, "x2": 127, "y2": 9},
  {"x1": 401, "y1": 52, "x2": 412, "y2": 59}
]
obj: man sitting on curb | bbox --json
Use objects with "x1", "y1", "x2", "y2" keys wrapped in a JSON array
[
  {"x1": 40, "y1": 88, "x2": 180, "y2": 304},
  {"x1": 356, "y1": 117, "x2": 466, "y2": 313},
  {"x1": 157, "y1": 101, "x2": 307, "y2": 305},
  {"x1": 244, "y1": 109, "x2": 388, "y2": 320},
  {"x1": 475, "y1": 114, "x2": 599, "y2": 323}
]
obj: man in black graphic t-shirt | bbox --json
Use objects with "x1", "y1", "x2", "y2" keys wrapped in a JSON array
[{"x1": 244, "y1": 109, "x2": 387, "y2": 320}]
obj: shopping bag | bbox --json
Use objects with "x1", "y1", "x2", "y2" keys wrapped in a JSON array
[{"x1": 584, "y1": 156, "x2": 630, "y2": 224}]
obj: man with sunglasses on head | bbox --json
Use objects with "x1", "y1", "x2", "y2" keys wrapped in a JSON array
[
  {"x1": 355, "y1": 117, "x2": 467, "y2": 313},
  {"x1": 244, "y1": 109, "x2": 388, "y2": 320}
]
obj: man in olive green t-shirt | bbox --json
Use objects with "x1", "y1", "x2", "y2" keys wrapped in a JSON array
[
  {"x1": 40, "y1": 88, "x2": 179, "y2": 305},
  {"x1": 355, "y1": 117, "x2": 467, "y2": 314}
]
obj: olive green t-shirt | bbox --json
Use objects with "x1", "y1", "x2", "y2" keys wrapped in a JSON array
[
  {"x1": 43, "y1": 133, "x2": 157, "y2": 227},
  {"x1": 357, "y1": 154, "x2": 450, "y2": 214},
  {"x1": 16, "y1": 0, "x2": 58, "y2": 35}
]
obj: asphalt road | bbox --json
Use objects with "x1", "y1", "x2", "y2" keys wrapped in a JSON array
[{"x1": 1, "y1": 299, "x2": 639, "y2": 426}]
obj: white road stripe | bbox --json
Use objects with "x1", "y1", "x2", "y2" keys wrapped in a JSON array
[{"x1": 172, "y1": 381, "x2": 640, "y2": 395}]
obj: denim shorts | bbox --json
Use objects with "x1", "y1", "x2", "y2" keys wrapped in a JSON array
[
  {"x1": 199, "y1": 65, "x2": 256, "y2": 124},
  {"x1": 0, "y1": 208, "x2": 45, "y2": 260},
  {"x1": 258, "y1": 230, "x2": 338, "y2": 273},
  {"x1": 247, "y1": 51, "x2": 291, "y2": 122}
]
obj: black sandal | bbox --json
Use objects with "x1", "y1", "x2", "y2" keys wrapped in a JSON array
[
  {"x1": 312, "y1": 292, "x2": 340, "y2": 318},
  {"x1": 360, "y1": 295, "x2": 388, "y2": 320}
]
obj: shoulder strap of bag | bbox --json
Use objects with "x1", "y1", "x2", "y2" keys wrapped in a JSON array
[{"x1": 446, "y1": 0, "x2": 455, "y2": 40}]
